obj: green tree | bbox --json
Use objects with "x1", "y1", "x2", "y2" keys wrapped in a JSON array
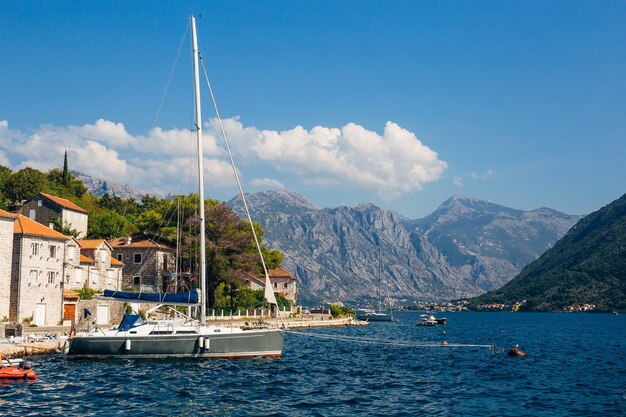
[
  {"x1": 0, "y1": 165, "x2": 12, "y2": 209},
  {"x1": 62, "y1": 151, "x2": 69, "y2": 186},
  {"x1": 5, "y1": 167, "x2": 47, "y2": 203}
]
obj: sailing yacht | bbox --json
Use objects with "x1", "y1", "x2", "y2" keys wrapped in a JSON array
[{"x1": 66, "y1": 16, "x2": 284, "y2": 358}]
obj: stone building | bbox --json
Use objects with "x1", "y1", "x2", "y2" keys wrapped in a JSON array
[
  {"x1": 9, "y1": 212, "x2": 69, "y2": 326},
  {"x1": 108, "y1": 235, "x2": 175, "y2": 292},
  {"x1": 244, "y1": 267, "x2": 298, "y2": 305},
  {"x1": 0, "y1": 210, "x2": 16, "y2": 321},
  {"x1": 76, "y1": 239, "x2": 123, "y2": 291},
  {"x1": 19, "y1": 192, "x2": 88, "y2": 238}
]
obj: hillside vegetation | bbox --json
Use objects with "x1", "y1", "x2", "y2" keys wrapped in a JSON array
[{"x1": 467, "y1": 193, "x2": 626, "y2": 312}]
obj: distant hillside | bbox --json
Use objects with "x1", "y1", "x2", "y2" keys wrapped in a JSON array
[
  {"x1": 228, "y1": 190, "x2": 580, "y2": 305},
  {"x1": 467, "y1": 193, "x2": 626, "y2": 312}
]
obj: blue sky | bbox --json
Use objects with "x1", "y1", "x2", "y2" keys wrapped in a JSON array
[{"x1": 1, "y1": 1, "x2": 624, "y2": 218}]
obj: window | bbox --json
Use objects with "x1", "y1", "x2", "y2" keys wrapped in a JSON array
[
  {"x1": 116, "y1": 253, "x2": 123, "y2": 262},
  {"x1": 49, "y1": 245, "x2": 57, "y2": 259},
  {"x1": 91, "y1": 269, "x2": 97, "y2": 284},
  {"x1": 37, "y1": 200, "x2": 42, "y2": 206},
  {"x1": 284, "y1": 283, "x2": 288, "y2": 289},
  {"x1": 133, "y1": 253, "x2": 142, "y2": 264},
  {"x1": 29, "y1": 209, "x2": 36, "y2": 220},
  {"x1": 68, "y1": 247, "x2": 75, "y2": 260},
  {"x1": 31, "y1": 243, "x2": 39, "y2": 256},
  {"x1": 107, "y1": 270, "x2": 114, "y2": 285},
  {"x1": 47, "y1": 271, "x2": 55, "y2": 285},
  {"x1": 75, "y1": 268, "x2": 83, "y2": 284},
  {"x1": 100, "y1": 250, "x2": 107, "y2": 262},
  {"x1": 273, "y1": 282, "x2": 278, "y2": 288},
  {"x1": 133, "y1": 276, "x2": 141, "y2": 286},
  {"x1": 29, "y1": 270, "x2": 38, "y2": 284}
]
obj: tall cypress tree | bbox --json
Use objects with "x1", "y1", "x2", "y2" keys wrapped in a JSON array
[{"x1": 62, "y1": 150, "x2": 69, "y2": 186}]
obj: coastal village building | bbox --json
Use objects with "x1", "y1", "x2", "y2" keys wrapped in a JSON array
[
  {"x1": 244, "y1": 267, "x2": 298, "y2": 305},
  {"x1": 109, "y1": 235, "x2": 175, "y2": 292},
  {"x1": 75, "y1": 239, "x2": 123, "y2": 291},
  {"x1": 8, "y1": 212, "x2": 69, "y2": 326},
  {"x1": 19, "y1": 192, "x2": 88, "y2": 238}
]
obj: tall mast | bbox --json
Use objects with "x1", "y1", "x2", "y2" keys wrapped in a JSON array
[{"x1": 191, "y1": 15, "x2": 207, "y2": 324}]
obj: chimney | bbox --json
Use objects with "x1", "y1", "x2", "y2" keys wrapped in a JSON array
[
  {"x1": 49, "y1": 222, "x2": 55, "y2": 230},
  {"x1": 125, "y1": 236, "x2": 132, "y2": 245}
]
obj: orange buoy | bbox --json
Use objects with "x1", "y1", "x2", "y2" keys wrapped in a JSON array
[{"x1": 507, "y1": 345, "x2": 527, "y2": 357}]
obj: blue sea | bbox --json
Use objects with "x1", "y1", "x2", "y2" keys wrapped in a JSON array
[{"x1": 1, "y1": 312, "x2": 625, "y2": 416}]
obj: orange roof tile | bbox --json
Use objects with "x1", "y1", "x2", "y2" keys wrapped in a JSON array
[
  {"x1": 77, "y1": 239, "x2": 106, "y2": 249},
  {"x1": 267, "y1": 267, "x2": 297, "y2": 280},
  {"x1": 0, "y1": 209, "x2": 16, "y2": 220},
  {"x1": 80, "y1": 254, "x2": 95, "y2": 263},
  {"x1": 108, "y1": 236, "x2": 172, "y2": 249},
  {"x1": 64, "y1": 289, "x2": 80, "y2": 299},
  {"x1": 13, "y1": 213, "x2": 69, "y2": 240},
  {"x1": 40, "y1": 192, "x2": 88, "y2": 213},
  {"x1": 110, "y1": 257, "x2": 124, "y2": 266}
]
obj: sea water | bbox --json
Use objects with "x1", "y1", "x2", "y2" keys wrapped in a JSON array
[{"x1": 1, "y1": 312, "x2": 624, "y2": 416}]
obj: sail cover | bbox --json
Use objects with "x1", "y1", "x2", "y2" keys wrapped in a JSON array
[{"x1": 100, "y1": 289, "x2": 199, "y2": 305}]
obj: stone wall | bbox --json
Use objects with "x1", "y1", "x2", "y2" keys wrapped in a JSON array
[
  {"x1": 75, "y1": 299, "x2": 125, "y2": 326},
  {"x1": 19, "y1": 198, "x2": 87, "y2": 238},
  {"x1": 113, "y1": 247, "x2": 174, "y2": 292},
  {"x1": 61, "y1": 208, "x2": 87, "y2": 238},
  {"x1": 10, "y1": 236, "x2": 66, "y2": 326},
  {"x1": 0, "y1": 217, "x2": 14, "y2": 320}
]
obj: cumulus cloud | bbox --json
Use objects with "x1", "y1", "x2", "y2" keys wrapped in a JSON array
[
  {"x1": 249, "y1": 178, "x2": 285, "y2": 189},
  {"x1": 0, "y1": 118, "x2": 447, "y2": 199},
  {"x1": 453, "y1": 176, "x2": 463, "y2": 187},
  {"x1": 219, "y1": 119, "x2": 447, "y2": 199}
]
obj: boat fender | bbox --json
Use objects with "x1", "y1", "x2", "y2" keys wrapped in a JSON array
[
  {"x1": 125, "y1": 339, "x2": 131, "y2": 351},
  {"x1": 198, "y1": 337, "x2": 204, "y2": 349}
]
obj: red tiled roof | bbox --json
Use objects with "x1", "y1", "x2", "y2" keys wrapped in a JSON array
[
  {"x1": 77, "y1": 239, "x2": 106, "y2": 249},
  {"x1": 13, "y1": 213, "x2": 69, "y2": 240},
  {"x1": 40, "y1": 192, "x2": 88, "y2": 213},
  {"x1": 267, "y1": 267, "x2": 297, "y2": 280},
  {"x1": 80, "y1": 254, "x2": 94, "y2": 263},
  {"x1": 64, "y1": 289, "x2": 80, "y2": 299},
  {"x1": 0, "y1": 209, "x2": 15, "y2": 220},
  {"x1": 110, "y1": 257, "x2": 124, "y2": 266},
  {"x1": 108, "y1": 236, "x2": 172, "y2": 249}
]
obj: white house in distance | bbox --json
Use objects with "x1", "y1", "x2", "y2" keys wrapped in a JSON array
[{"x1": 18, "y1": 192, "x2": 88, "y2": 238}]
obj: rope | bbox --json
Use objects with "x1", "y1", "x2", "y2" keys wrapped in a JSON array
[
  {"x1": 198, "y1": 54, "x2": 283, "y2": 324},
  {"x1": 285, "y1": 330, "x2": 496, "y2": 350}
]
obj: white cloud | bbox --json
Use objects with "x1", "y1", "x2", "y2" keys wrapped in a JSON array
[
  {"x1": 0, "y1": 118, "x2": 447, "y2": 199},
  {"x1": 470, "y1": 168, "x2": 494, "y2": 181},
  {"x1": 249, "y1": 178, "x2": 285, "y2": 189},
  {"x1": 453, "y1": 176, "x2": 463, "y2": 187},
  {"x1": 220, "y1": 119, "x2": 447, "y2": 199}
]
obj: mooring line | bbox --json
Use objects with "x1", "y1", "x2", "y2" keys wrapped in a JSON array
[{"x1": 284, "y1": 330, "x2": 495, "y2": 350}]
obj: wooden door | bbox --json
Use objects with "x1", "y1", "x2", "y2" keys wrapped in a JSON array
[{"x1": 64, "y1": 304, "x2": 76, "y2": 322}]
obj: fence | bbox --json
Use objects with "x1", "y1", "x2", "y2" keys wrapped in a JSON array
[{"x1": 206, "y1": 305, "x2": 302, "y2": 320}]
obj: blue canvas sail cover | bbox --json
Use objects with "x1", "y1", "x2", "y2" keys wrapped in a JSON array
[{"x1": 101, "y1": 289, "x2": 199, "y2": 305}]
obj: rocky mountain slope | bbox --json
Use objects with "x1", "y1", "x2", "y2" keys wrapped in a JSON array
[
  {"x1": 228, "y1": 190, "x2": 580, "y2": 304},
  {"x1": 72, "y1": 171, "x2": 145, "y2": 201},
  {"x1": 467, "y1": 193, "x2": 626, "y2": 312}
]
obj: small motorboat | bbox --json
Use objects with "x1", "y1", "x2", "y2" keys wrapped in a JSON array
[
  {"x1": 416, "y1": 314, "x2": 447, "y2": 326},
  {"x1": 0, "y1": 355, "x2": 36, "y2": 381}
]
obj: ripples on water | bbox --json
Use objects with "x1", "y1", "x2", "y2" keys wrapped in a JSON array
[{"x1": 1, "y1": 313, "x2": 624, "y2": 416}]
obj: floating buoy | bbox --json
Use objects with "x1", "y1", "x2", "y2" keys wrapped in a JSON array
[
  {"x1": 441, "y1": 341, "x2": 448, "y2": 346},
  {"x1": 508, "y1": 345, "x2": 526, "y2": 357},
  {"x1": 442, "y1": 330, "x2": 446, "y2": 335}
]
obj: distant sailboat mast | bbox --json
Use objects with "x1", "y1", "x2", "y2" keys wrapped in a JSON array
[{"x1": 191, "y1": 15, "x2": 207, "y2": 324}]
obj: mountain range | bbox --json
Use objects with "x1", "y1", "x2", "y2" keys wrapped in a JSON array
[
  {"x1": 228, "y1": 189, "x2": 581, "y2": 305},
  {"x1": 72, "y1": 171, "x2": 146, "y2": 201},
  {"x1": 468, "y1": 193, "x2": 626, "y2": 312}
]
